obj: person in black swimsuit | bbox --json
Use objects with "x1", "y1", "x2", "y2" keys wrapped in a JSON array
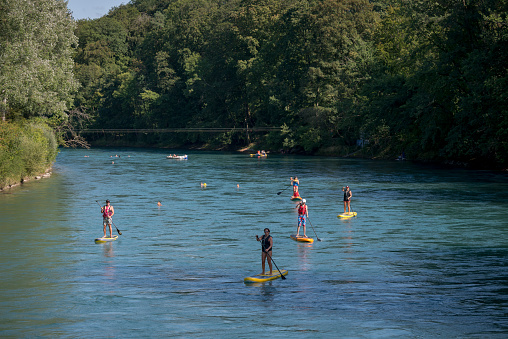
[
  {"x1": 342, "y1": 186, "x2": 352, "y2": 213},
  {"x1": 256, "y1": 228, "x2": 273, "y2": 275}
]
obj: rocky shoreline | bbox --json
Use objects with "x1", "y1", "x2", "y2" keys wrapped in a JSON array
[{"x1": 0, "y1": 168, "x2": 52, "y2": 191}]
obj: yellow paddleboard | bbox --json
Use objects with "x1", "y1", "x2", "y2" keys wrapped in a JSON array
[
  {"x1": 338, "y1": 212, "x2": 357, "y2": 218},
  {"x1": 290, "y1": 196, "x2": 302, "y2": 201},
  {"x1": 290, "y1": 234, "x2": 314, "y2": 243},
  {"x1": 94, "y1": 235, "x2": 118, "y2": 243},
  {"x1": 244, "y1": 269, "x2": 288, "y2": 283}
]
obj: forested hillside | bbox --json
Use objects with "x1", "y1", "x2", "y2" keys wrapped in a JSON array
[
  {"x1": 0, "y1": 0, "x2": 505, "y2": 169},
  {"x1": 73, "y1": 0, "x2": 506, "y2": 168}
]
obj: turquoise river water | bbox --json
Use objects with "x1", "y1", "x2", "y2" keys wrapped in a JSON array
[{"x1": 1, "y1": 147, "x2": 507, "y2": 338}]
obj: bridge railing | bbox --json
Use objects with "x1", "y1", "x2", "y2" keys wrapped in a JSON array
[{"x1": 75, "y1": 127, "x2": 282, "y2": 133}]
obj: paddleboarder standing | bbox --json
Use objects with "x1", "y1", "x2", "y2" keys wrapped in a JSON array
[
  {"x1": 296, "y1": 199, "x2": 308, "y2": 237},
  {"x1": 342, "y1": 186, "x2": 352, "y2": 213},
  {"x1": 291, "y1": 176, "x2": 300, "y2": 197},
  {"x1": 101, "y1": 199, "x2": 115, "y2": 238},
  {"x1": 256, "y1": 228, "x2": 273, "y2": 275}
]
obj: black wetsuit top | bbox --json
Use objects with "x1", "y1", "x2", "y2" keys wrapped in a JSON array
[
  {"x1": 261, "y1": 235, "x2": 272, "y2": 251},
  {"x1": 344, "y1": 190, "x2": 351, "y2": 201}
]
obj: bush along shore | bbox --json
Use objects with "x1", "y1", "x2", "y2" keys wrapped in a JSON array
[{"x1": 0, "y1": 120, "x2": 58, "y2": 191}]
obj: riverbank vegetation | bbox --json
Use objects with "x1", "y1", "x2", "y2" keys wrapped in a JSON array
[
  {"x1": 0, "y1": 121, "x2": 58, "y2": 189},
  {"x1": 72, "y1": 0, "x2": 507, "y2": 168},
  {"x1": 0, "y1": 0, "x2": 79, "y2": 188}
]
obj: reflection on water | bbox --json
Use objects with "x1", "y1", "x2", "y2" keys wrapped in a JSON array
[
  {"x1": 0, "y1": 148, "x2": 507, "y2": 338},
  {"x1": 102, "y1": 242, "x2": 115, "y2": 258},
  {"x1": 101, "y1": 243, "x2": 116, "y2": 290},
  {"x1": 296, "y1": 243, "x2": 313, "y2": 271},
  {"x1": 259, "y1": 282, "x2": 277, "y2": 301},
  {"x1": 342, "y1": 223, "x2": 354, "y2": 257}
]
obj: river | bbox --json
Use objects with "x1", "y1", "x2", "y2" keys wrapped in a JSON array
[{"x1": 1, "y1": 147, "x2": 507, "y2": 338}]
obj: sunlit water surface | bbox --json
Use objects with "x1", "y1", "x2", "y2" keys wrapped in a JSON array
[{"x1": 1, "y1": 148, "x2": 507, "y2": 338}]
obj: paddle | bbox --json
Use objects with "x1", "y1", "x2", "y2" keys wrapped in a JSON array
[
  {"x1": 264, "y1": 250, "x2": 286, "y2": 280},
  {"x1": 95, "y1": 200, "x2": 122, "y2": 235},
  {"x1": 307, "y1": 216, "x2": 322, "y2": 241},
  {"x1": 111, "y1": 220, "x2": 122, "y2": 236},
  {"x1": 347, "y1": 199, "x2": 356, "y2": 216},
  {"x1": 277, "y1": 184, "x2": 291, "y2": 195}
]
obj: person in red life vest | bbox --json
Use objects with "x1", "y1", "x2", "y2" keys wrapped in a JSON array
[
  {"x1": 256, "y1": 228, "x2": 273, "y2": 275},
  {"x1": 296, "y1": 199, "x2": 308, "y2": 237},
  {"x1": 101, "y1": 199, "x2": 115, "y2": 238},
  {"x1": 291, "y1": 176, "x2": 300, "y2": 198}
]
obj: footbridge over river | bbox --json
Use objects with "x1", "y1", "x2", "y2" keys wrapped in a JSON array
[{"x1": 75, "y1": 127, "x2": 282, "y2": 134}]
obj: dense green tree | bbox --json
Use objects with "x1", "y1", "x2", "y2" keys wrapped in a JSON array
[
  {"x1": 0, "y1": 0, "x2": 79, "y2": 121},
  {"x1": 253, "y1": 0, "x2": 377, "y2": 152},
  {"x1": 364, "y1": 0, "x2": 508, "y2": 165}
]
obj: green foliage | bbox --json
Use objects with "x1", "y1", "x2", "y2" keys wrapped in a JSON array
[
  {"x1": 0, "y1": 121, "x2": 22, "y2": 187},
  {"x1": 360, "y1": 0, "x2": 508, "y2": 167},
  {"x1": 298, "y1": 127, "x2": 323, "y2": 153},
  {"x1": 71, "y1": 0, "x2": 508, "y2": 167},
  {"x1": 0, "y1": 121, "x2": 58, "y2": 189},
  {"x1": 0, "y1": 0, "x2": 79, "y2": 120}
]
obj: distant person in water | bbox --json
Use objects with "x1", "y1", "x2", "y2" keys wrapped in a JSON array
[
  {"x1": 342, "y1": 186, "x2": 352, "y2": 213},
  {"x1": 256, "y1": 228, "x2": 273, "y2": 275},
  {"x1": 101, "y1": 199, "x2": 114, "y2": 238},
  {"x1": 157, "y1": 201, "x2": 162, "y2": 206},
  {"x1": 296, "y1": 199, "x2": 308, "y2": 237}
]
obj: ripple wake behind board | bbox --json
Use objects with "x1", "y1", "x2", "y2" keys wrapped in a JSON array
[{"x1": 95, "y1": 235, "x2": 118, "y2": 243}]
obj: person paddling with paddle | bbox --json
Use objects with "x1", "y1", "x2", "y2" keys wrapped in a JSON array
[
  {"x1": 101, "y1": 200, "x2": 115, "y2": 238},
  {"x1": 291, "y1": 176, "x2": 300, "y2": 198},
  {"x1": 296, "y1": 199, "x2": 309, "y2": 237},
  {"x1": 256, "y1": 228, "x2": 273, "y2": 275},
  {"x1": 342, "y1": 186, "x2": 352, "y2": 213}
]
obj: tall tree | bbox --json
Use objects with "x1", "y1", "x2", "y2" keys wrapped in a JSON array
[
  {"x1": 0, "y1": 0, "x2": 79, "y2": 121},
  {"x1": 257, "y1": 0, "x2": 377, "y2": 151}
]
